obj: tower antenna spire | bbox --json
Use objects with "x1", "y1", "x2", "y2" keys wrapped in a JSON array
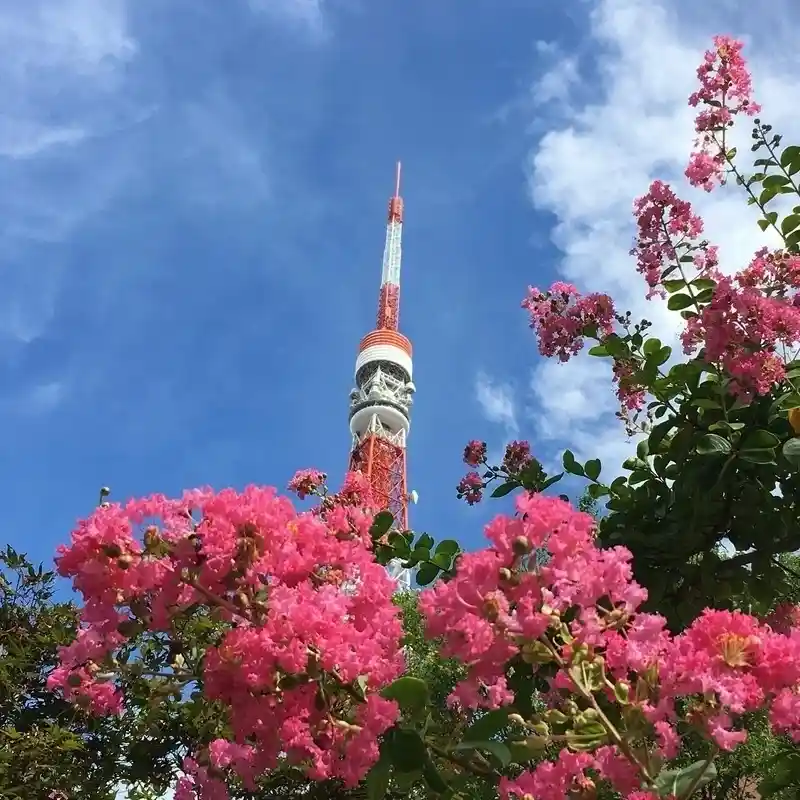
[{"x1": 346, "y1": 163, "x2": 415, "y2": 590}]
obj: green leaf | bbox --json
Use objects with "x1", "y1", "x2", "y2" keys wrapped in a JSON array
[
  {"x1": 540, "y1": 472, "x2": 564, "y2": 490},
  {"x1": 434, "y1": 539, "x2": 460, "y2": 558},
  {"x1": 691, "y1": 278, "x2": 717, "y2": 291},
  {"x1": 364, "y1": 757, "x2": 391, "y2": 800},
  {"x1": 384, "y1": 728, "x2": 428, "y2": 772},
  {"x1": 696, "y1": 433, "x2": 732, "y2": 456},
  {"x1": 415, "y1": 533, "x2": 434, "y2": 550},
  {"x1": 587, "y1": 483, "x2": 610, "y2": 499},
  {"x1": 739, "y1": 449, "x2": 777, "y2": 465},
  {"x1": 421, "y1": 758, "x2": 448, "y2": 793},
  {"x1": 451, "y1": 740, "x2": 512, "y2": 768},
  {"x1": 588, "y1": 345, "x2": 610, "y2": 357},
  {"x1": 602, "y1": 334, "x2": 628, "y2": 357},
  {"x1": 782, "y1": 214, "x2": 800, "y2": 236},
  {"x1": 763, "y1": 174, "x2": 791, "y2": 190},
  {"x1": 370, "y1": 511, "x2": 394, "y2": 538},
  {"x1": 662, "y1": 279, "x2": 686, "y2": 292},
  {"x1": 584, "y1": 459, "x2": 601, "y2": 481},
  {"x1": 380, "y1": 677, "x2": 430, "y2": 714},
  {"x1": 463, "y1": 709, "x2": 511, "y2": 741},
  {"x1": 653, "y1": 759, "x2": 718, "y2": 798},
  {"x1": 779, "y1": 144, "x2": 800, "y2": 169},
  {"x1": 782, "y1": 437, "x2": 800, "y2": 468},
  {"x1": 491, "y1": 481, "x2": 518, "y2": 498},
  {"x1": 667, "y1": 293, "x2": 693, "y2": 311},
  {"x1": 415, "y1": 562, "x2": 440, "y2": 587},
  {"x1": 740, "y1": 429, "x2": 780, "y2": 450},
  {"x1": 636, "y1": 438, "x2": 649, "y2": 459},
  {"x1": 643, "y1": 337, "x2": 662, "y2": 356},
  {"x1": 562, "y1": 450, "x2": 585, "y2": 477}
]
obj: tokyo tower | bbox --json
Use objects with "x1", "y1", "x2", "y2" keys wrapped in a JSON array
[{"x1": 347, "y1": 163, "x2": 416, "y2": 590}]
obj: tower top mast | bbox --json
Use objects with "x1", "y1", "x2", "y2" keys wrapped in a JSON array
[{"x1": 377, "y1": 163, "x2": 404, "y2": 331}]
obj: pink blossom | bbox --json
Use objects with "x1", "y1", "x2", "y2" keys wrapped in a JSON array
[
  {"x1": 522, "y1": 281, "x2": 615, "y2": 362},
  {"x1": 631, "y1": 181, "x2": 705, "y2": 297},
  {"x1": 686, "y1": 36, "x2": 760, "y2": 191},
  {"x1": 463, "y1": 439, "x2": 487, "y2": 466},
  {"x1": 287, "y1": 468, "x2": 326, "y2": 499},
  {"x1": 457, "y1": 471, "x2": 484, "y2": 505},
  {"x1": 50, "y1": 484, "x2": 404, "y2": 788},
  {"x1": 502, "y1": 440, "x2": 532, "y2": 474}
]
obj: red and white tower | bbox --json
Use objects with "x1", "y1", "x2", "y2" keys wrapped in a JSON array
[{"x1": 348, "y1": 163, "x2": 415, "y2": 589}]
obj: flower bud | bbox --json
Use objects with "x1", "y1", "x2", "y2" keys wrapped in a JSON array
[
  {"x1": 508, "y1": 713, "x2": 527, "y2": 727},
  {"x1": 512, "y1": 536, "x2": 532, "y2": 556},
  {"x1": 529, "y1": 721, "x2": 549, "y2": 738},
  {"x1": 614, "y1": 681, "x2": 630, "y2": 704},
  {"x1": 67, "y1": 672, "x2": 83, "y2": 687},
  {"x1": 498, "y1": 567, "x2": 513, "y2": 582},
  {"x1": 102, "y1": 543, "x2": 122, "y2": 558},
  {"x1": 116, "y1": 555, "x2": 133, "y2": 569},
  {"x1": 544, "y1": 708, "x2": 569, "y2": 724}
]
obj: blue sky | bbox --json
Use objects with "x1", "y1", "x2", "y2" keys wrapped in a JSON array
[{"x1": 4, "y1": 0, "x2": 800, "y2": 577}]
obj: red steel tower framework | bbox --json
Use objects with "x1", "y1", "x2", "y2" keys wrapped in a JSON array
[{"x1": 347, "y1": 163, "x2": 415, "y2": 588}]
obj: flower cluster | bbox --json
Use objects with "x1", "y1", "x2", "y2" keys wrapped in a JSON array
[
  {"x1": 687, "y1": 35, "x2": 761, "y2": 191},
  {"x1": 681, "y1": 265, "x2": 800, "y2": 397},
  {"x1": 522, "y1": 282, "x2": 615, "y2": 362},
  {"x1": 287, "y1": 468, "x2": 326, "y2": 499},
  {"x1": 420, "y1": 493, "x2": 800, "y2": 798},
  {"x1": 631, "y1": 180, "x2": 708, "y2": 296},
  {"x1": 48, "y1": 482, "x2": 404, "y2": 796}
]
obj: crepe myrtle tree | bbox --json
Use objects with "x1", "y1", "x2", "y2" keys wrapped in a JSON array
[{"x1": 41, "y1": 36, "x2": 800, "y2": 800}]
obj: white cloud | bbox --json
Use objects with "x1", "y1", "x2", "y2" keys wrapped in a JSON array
[
  {"x1": 475, "y1": 371, "x2": 519, "y2": 437},
  {"x1": 0, "y1": 0, "x2": 140, "y2": 344},
  {"x1": 248, "y1": 0, "x2": 327, "y2": 38},
  {"x1": 524, "y1": 0, "x2": 800, "y2": 476}
]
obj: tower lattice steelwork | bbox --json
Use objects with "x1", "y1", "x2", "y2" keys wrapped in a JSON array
[{"x1": 347, "y1": 163, "x2": 415, "y2": 590}]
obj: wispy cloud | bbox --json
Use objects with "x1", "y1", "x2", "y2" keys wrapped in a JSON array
[
  {"x1": 0, "y1": 0, "x2": 140, "y2": 344},
  {"x1": 248, "y1": 0, "x2": 327, "y2": 38},
  {"x1": 524, "y1": 0, "x2": 800, "y2": 477},
  {"x1": 475, "y1": 371, "x2": 519, "y2": 438}
]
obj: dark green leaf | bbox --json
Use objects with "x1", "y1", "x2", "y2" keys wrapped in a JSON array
[
  {"x1": 763, "y1": 174, "x2": 791, "y2": 190},
  {"x1": 782, "y1": 437, "x2": 800, "y2": 468},
  {"x1": 779, "y1": 145, "x2": 800, "y2": 169},
  {"x1": 415, "y1": 562, "x2": 440, "y2": 587},
  {"x1": 602, "y1": 334, "x2": 628, "y2": 358},
  {"x1": 380, "y1": 677, "x2": 430, "y2": 714},
  {"x1": 451, "y1": 740, "x2": 512, "y2": 768},
  {"x1": 434, "y1": 539, "x2": 460, "y2": 558},
  {"x1": 782, "y1": 214, "x2": 800, "y2": 236},
  {"x1": 364, "y1": 757, "x2": 391, "y2": 800},
  {"x1": 667, "y1": 293, "x2": 693, "y2": 311},
  {"x1": 653, "y1": 759, "x2": 717, "y2": 798},
  {"x1": 463, "y1": 709, "x2": 511, "y2": 741},
  {"x1": 370, "y1": 511, "x2": 394, "y2": 538},
  {"x1": 740, "y1": 429, "x2": 780, "y2": 450},
  {"x1": 584, "y1": 459, "x2": 601, "y2": 481},
  {"x1": 696, "y1": 433, "x2": 732, "y2": 455},
  {"x1": 643, "y1": 338, "x2": 662, "y2": 356},
  {"x1": 662, "y1": 279, "x2": 686, "y2": 293},
  {"x1": 491, "y1": 481, "x2": 518, "y2": 498},
  {"x1": 588, "y1": 345, "x2": 610, "y2": 357},
  {"x1": 562, "y1": 450, "x2": 585, "y2": 477},
  {"x1": 540, "y1": 472, "x2": 564, "y2": 490},
  {"x1": 739, "y1": 449, "x2": 777, "y2": 465},
  {"x1": 384, "y1": 728, "x2": 428, "y2": 772},
  {"x1": 415, "y1": 533, "x2": 434, "y2": 550},
  {"x1": 421, "y1": 758, "x2": 448, "y2": 793}
]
